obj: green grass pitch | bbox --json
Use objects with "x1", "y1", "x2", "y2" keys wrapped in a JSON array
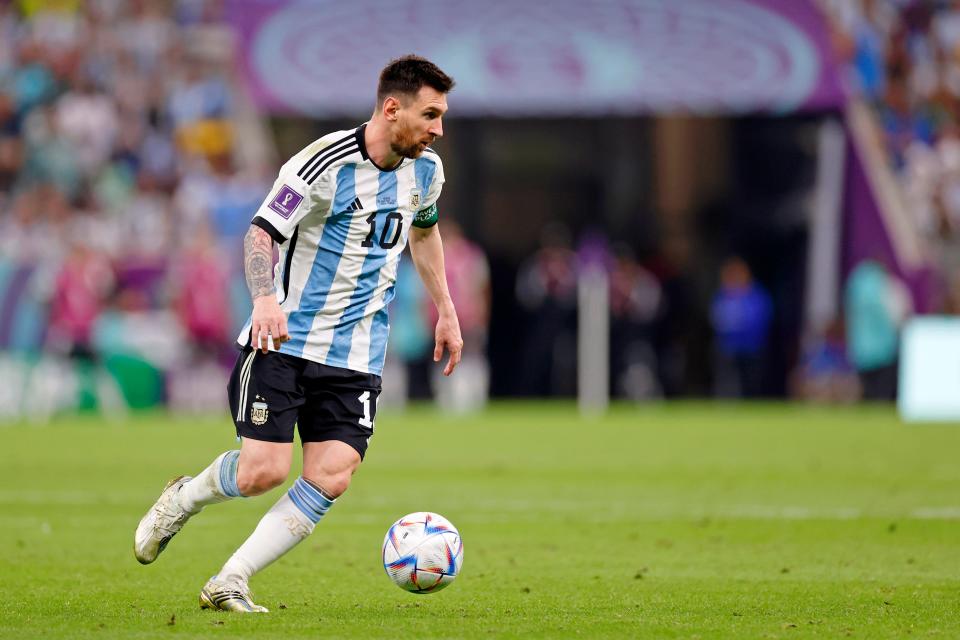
[{"x1": 1, "y1": 402, "x2": 959, "y2": 638}]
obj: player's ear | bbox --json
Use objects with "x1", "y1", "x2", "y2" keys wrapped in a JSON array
[{"x1": 383, "y1": 96, "x2": 401, "y2": 122}]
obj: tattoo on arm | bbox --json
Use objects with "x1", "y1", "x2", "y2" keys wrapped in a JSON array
[{"x1": 244, "y1": 226, "x2": 276, "y2": 300}]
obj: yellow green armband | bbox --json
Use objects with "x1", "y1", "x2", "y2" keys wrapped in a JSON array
[{"x1": 412, "y1": 203, "x2": 439, "y2": 228}]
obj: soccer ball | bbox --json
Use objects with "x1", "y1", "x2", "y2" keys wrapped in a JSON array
[{"x1": 382, "y1": 512, "x2": 463, "y2": 594}]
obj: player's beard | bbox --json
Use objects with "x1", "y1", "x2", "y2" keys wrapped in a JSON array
[{"x1": 390, "y1": 124, "x2": 429, "y2": 159}]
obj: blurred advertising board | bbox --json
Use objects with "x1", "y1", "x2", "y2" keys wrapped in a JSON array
[
  {"x1": 228, "y1": 0, "x2": 844, "y2": 117},
  {"x1": 899, "y1": 317, "x2": 960, "y2": 423}
]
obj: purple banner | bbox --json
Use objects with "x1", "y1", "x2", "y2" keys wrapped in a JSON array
[
  {"x1": 842, "y1": 136, "x2": 937, "y2": 314},
  {"x1": 228, "y1": 0, "x2": 845, "y2": 117}
]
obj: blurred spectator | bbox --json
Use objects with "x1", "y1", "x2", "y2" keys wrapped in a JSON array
[
  {"x1": 609, "y1": 244, "x2": 662, "y2": 400},
  {"x1": 46, "y1": 238, "x2": 114, "y2": 360},
  {"x1": 790, "y1": 318, "x2": 861, "y2": 403},
  {"x1": 169, "y1": 223, "x2": 231, "y2": 358},
  {"x1": 55, "y1": 67, "x2": 118, "y2": 177},
  {"x1": 22, "y1": 105, "x2": 81, "y2": 197},
  {"x1": 710, "y1": 256, "x2": 773, "y2": 398},
  {"x1": 117, "y1": 0, "x2": 175, "y2": 72},
  {"x1": 383, "y1": 256, "x2": 433, "y2": 407},
  {"x1": 941, "y1": 267, "x2": 960, "y2": 314},
  {"x1": 8, "y1": 37, "x2": 58, "y2": 115},
  {"x1": 647, "y1": 232, "x2": 698, "y2": 397},
  {"x1": 0, "y1": 91, "x2": 22, "y2": 192},
  {"x1": 516, "y1": 222, "x2": 578, "y2": 396},
  {"x1": 844, "y1": 258, "x2": 913, "y2": 400},
  {"x1": 430, "y1": 220, "x2": 490, "y2": 412}
]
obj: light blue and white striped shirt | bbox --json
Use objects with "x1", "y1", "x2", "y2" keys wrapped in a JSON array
[{"x1": 236, "y1": 123, "x2": 444, "y2": 376}]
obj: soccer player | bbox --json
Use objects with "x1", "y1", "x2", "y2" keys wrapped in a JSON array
[{"x1": 134, "y1": 55, "x2": 462, "y2": 612}]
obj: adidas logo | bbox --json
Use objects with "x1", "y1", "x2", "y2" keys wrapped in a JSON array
[{"x1": 347, "y1": 197, "x2": 363, "y2": 212}]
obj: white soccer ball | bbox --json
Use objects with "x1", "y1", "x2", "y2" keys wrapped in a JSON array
[{"x1": 382, "y1": 511, "x2": 463, "y2": 594}]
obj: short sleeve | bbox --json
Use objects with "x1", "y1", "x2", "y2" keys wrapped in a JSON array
[
  {"x1": 251, "y1": 150, "x2": 332, "y2": 243},
  {"x1": 412, "y1": 152, "x2": 444, "y2": 229}
]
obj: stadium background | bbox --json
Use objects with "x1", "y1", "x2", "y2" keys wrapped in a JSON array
[
  {"x1": 2, "y1": 1, "x2": 960, "y2": 638},
  {"x1": 2, "y1": 0, "x2": 955, "y2": 415}
]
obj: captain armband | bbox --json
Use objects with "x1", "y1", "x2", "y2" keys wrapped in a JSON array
[{"x1": 412, "y1": 203, "x2": 439, "y2": 228}]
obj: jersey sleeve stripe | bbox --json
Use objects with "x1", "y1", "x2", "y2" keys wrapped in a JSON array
[
  {"x1": 296, "y1": 131, "x2": 357, "y2": 179},
  {"x1": 414, "y1": 156, "x2": 437, "y2": 196},
  {"x1": 279, "y1": 225, "x2": 300, "y2": 303},
  {"x1": 252, "y1": 216, "x2": 287, "y2": 244},
  {"x1": 304, "y1": 144, "x2": 359, "y2": 185}
]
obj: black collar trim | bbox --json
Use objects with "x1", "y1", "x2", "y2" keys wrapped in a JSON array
[{"x1": 356, "y1": 123, "x2": 404, "y2": 172}]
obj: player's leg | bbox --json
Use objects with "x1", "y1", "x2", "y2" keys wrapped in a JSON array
[
  {"x1": 214, "y1": 441, "x2": 360, "y2": 585},
  {"x1": 301, "y1": 439, "x2": 362, "y2": 498},
  {"x1": 175, "y1": 436, "x2": 292, "y2": 514},
  {"x1": 134, "y1": 348, "x2": 298, "y2": 565},
  {"x1": 197, "y1": 349, "x2": 305, "y2": 612},
  {"x1": 134, "y1": 438, "x2": 294, "y2": 565},
  {"x1": 199, "y1": 438, "x2": 294, "y2": 613},
  {"x1": 207, "y1": 364, "x2": 379, "y2": 611},
  {"x1": 133, "y1": 449, "x2": 244, "y2": 566}
]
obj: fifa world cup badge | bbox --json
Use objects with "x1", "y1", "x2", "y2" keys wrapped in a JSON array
[
  {"x1": 409, "y1": 189, "x2": 420, "y2": 209},
  {"x1": 250, "y1": 396, "x2": 269, "y2": 426}
]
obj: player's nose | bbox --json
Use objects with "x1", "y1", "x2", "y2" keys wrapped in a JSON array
[{"x1": 429, "y1": 119, "x2": 443, "y2": 138}]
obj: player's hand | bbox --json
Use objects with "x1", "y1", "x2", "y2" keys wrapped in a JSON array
[
  {"x1": 433, "y1": 311, "x2": 463, "y2": 376},
  {"x1": 251, "y1": 295, "x2": 290, "y2": 354}
]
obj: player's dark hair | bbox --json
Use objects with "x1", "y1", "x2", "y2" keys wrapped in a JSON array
[{"x1": 377, "y1": 55, "x2": 455, "y2": 106}]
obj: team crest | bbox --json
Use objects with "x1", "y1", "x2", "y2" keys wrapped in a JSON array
[
  {"x1": 409, "y1": 188, "x2": 421, "y2": 209},
  {"x1": 250, "y1": 396, "x2": 269, "y2": 426}
]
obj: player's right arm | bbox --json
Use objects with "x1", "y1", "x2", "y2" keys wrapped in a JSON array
[
  {"x1": 244, "y1": 224, "x2": 288, "y2": 353},
  {"x1": 243, "y1": 137, "x2": 336, "y2": 353}
]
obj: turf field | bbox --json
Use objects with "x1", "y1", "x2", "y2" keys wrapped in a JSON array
[{"x1": 1, "y1": 402, "x2": 958, "y2": 639}]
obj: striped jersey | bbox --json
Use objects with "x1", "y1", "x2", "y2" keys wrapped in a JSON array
[{"x1": 236, "y1": 123, "x2": 444, "y2": 376}]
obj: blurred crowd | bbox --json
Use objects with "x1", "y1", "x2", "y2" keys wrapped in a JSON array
[
  {"x1": 783, "y1": 0, "x2": 960, "y2": 403},
  {"x1": 823, "y1": 0, "x2": 960, "y2": 307},
  {"x1": 0, "y1": 0, "x2": 267, "y2": 414}
]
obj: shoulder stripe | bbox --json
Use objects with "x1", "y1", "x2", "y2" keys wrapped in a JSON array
[
  {"x1": 297, "y1": 131, "x2": 357, "y2": 179},
  {"x1": 304, "y1": 145, "x2": 359, "y2": 185},
  {"x1": 423, "y1": 147, "x2": 438, "y2": 155}
]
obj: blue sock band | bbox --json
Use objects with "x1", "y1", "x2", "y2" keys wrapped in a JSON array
[
  {"x1": 219, "y1": 450, "x2": 242, "y2": 498},
  {"x1": 287, "y1": 477, "x2": 334, "y2": 524}
]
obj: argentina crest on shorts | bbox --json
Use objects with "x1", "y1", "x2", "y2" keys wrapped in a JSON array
[{"x1": 250, "y1": 396, "x2": 269, "y2": 426}]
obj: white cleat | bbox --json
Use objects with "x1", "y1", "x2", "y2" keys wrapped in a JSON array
[
  {"x1": 199, "y1": 577, "x2": 269, "y2": 613},
  {"x1": 134, "y1": 475, "x2": 193, "y2": 564}
]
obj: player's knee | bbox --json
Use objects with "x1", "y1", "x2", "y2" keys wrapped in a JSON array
[
  {"x1": 237, "y1": 463, "x2": 288, "y2": 496},
  {"x1": 305, "y1": 472, "x2": 351, "y2": 499},
  {"x1": 326, "y1": 474, "x2": 352, "y2": 498}
]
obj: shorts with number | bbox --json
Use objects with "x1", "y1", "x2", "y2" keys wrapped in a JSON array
[{"x1": 227, "y1": 346, "x2": 382, "y2": 459}]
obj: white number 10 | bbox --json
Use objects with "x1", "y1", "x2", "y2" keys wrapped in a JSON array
[{"x1": 358, "y1": 391, "x2": 374, "y2": 428}]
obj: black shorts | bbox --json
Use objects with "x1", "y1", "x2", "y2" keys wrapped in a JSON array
[{"x1": 227, "y1": 346, "x2": 382, "y2": 459}]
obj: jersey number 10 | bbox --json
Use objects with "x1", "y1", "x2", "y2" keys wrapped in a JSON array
[{"x1": 361, "y1": 212, "x2": 403, "y2": 249}]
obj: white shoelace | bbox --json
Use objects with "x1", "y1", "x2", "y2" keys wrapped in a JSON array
[{"x1": 153, "y1": 493, "x2": 187, "y2": 536}]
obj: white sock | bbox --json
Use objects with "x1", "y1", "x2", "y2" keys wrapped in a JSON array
[
  {"x1": 177, "y1": 450, "x2": 243, "y2": 514},
  {"x1": 218, "y1": 477, "x2": 334, "y2": 583}
]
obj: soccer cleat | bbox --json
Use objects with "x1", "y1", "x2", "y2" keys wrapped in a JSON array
[
  {"x1": 199, "y1": 577, "x2": 269, "y2": 613},
  {"x1": 134, "y1": 475, "x2": 193, "y2": 564}
]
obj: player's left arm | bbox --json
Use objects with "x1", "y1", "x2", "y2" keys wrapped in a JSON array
[{"x1": 408, "y1": 223, "x2": 463, "y2": 376}]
